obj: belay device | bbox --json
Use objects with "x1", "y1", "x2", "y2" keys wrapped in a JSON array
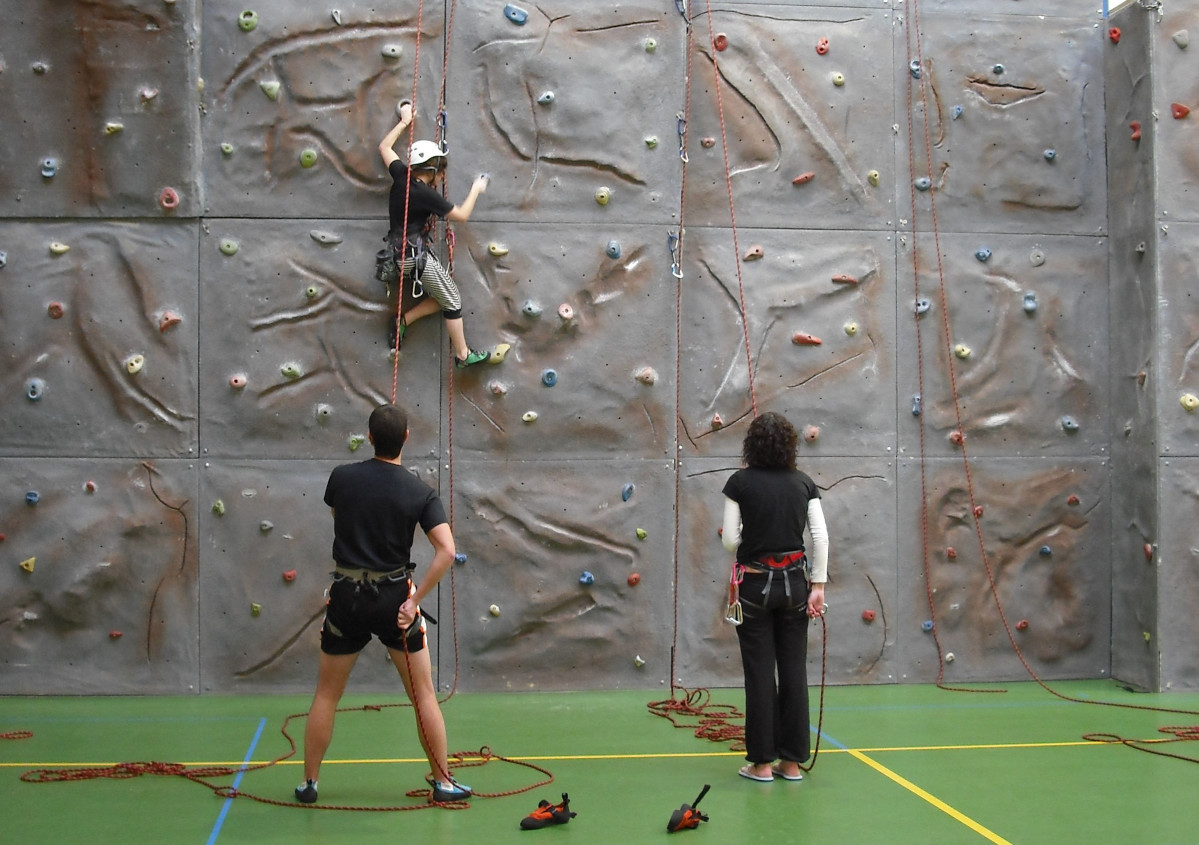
[{"x1": 666, "y1": 784, "x2": 710, "y2": 833}]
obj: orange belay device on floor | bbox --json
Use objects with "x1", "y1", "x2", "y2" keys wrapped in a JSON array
[{"x1": 666, "y1": 784, "x2": 710, "y2": 833}]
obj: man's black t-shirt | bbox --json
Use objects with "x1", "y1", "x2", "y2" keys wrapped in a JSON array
[
  {"x1": 722, "y1": 466, "x2": 821, "y2": 565},
  {"x1": 388, "y1": 160, "x2": 454, "y2": 241},
  {"x1": 323, "y1": 458, "x2": 447, "y2": 573}
]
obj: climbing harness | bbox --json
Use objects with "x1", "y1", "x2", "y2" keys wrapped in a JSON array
[{"x1": 724, "y1": 564, "x2": 744, "y2": 625}]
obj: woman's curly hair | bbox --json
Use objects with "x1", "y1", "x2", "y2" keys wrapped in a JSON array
[{"x1": 742, "y1": 411, "x2": 798, "y2": 470}]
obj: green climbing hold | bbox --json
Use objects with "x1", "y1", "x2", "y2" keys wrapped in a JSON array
[{"x1": 299, "y1": 148, "x2": 318, "y2": 168}]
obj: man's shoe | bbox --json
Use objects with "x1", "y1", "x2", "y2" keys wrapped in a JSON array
[
  {"x1": 295, "y1": 779, "x2": 318, "y2": 804},
  {"x1": 388, "y1": 316, "x2": 406, "y2": 350},
  {"x1": 455, "y1": 349, "x2": 489, "y2": 369}
]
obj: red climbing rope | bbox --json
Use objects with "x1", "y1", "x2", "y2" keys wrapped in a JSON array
[
  {"x1": 1, "y1": 730, "x2": 33, "y2": 740},
  {"x1": 903, "y1": 0, "x2": 1199, "y2": 744}
]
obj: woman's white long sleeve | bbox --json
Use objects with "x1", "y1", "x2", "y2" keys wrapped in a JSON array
[
  {"x1": 806, "y1": 499, "x2": 829, "y2": 583},
  {"x1": 721, "y1": 497, "x2": 742, "y2": 552}
]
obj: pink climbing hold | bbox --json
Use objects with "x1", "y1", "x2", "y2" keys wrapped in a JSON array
[
  {"x1": 946, "y1": 547, "x2": 957, "y2": 560},
  {"x1": 711, "y1": 412, "x2": 724, "y2": 430},
  {"x1": 831, "y1": 273, "x2": 858, "y2": 284},
  {"x1": 158, "y1": 186, "x2": 180, "y2": 211},
  {"x1": 283, "y1": 569, "x2": 297, "y2": 582},
  {"x1": 85, "y1": 480, "x2": 97, "y2": 493},
  {"x1": 792, "y1": 171, "x2": 815, "y2": 186},
  {"x1": 558, "y1": 303, "x2": 575, "y2": 320},
  {"x1": 229, "y1": 373, "x2": 248, "y2": 389},
  {"x1": 744, "y1": 245, "x2": 764, "y2": 261},
  {"x1": 628, "y1": 573, "x2": 641, "y2": 587},
  {"x1": 701, "y1": 137, "x2": 716, "y2": 149},
  {"x1": 159, "y1": 311, "x2": 181, "y2": 333},
  {"x1": 47, "y1": 301, "x2": 64, "y2": 319},
  {"x1": 1016, "y1": 619, "x2": 1029, "y2": 631},
  {"x1": 1067, "y1": 494, "x2": 1080, "y2": 506},
  {"x1": 973, "y1": 505, "x2": 984, "y2": 518},
  {"x1": 1171, "y1": 102, "x2": 1190, "y2": 119},
  {"x1": 713, "y1": 32, "x2": 728, "y2": 52},
  {"x1": 803, "y1": 425, "x2": 820, "y2": 443},
  {"x1": 1129, "y1": 121, "x2": 1141, "y2": 141},
  {"x1": 816, "y1": 37, "x2": 829, "y2": 56},
  {"x1": 1144, "y1": 542, "x2": 1154, "y2": 561},
  {"x1": 791, "y1": 332, "x2": 822, "y2": 346},
  {"x1": 949, "y1": 430, "x2": 965, "y2": 446},
  {"x1": 861, "y1": 609, "x2": 876, "y2": 622}
]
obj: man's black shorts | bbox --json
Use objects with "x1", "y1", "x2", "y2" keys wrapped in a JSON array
[{"x1": 320, "y1": 577, "x2": 425, "y2": 655}]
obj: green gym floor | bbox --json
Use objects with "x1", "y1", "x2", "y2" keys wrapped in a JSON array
[{"x1": 3, "y1": 681, "x2": 1198, "y2": 844}]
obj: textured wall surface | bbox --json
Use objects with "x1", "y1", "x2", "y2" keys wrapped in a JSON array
[{"x1": 2, "y1": 0, "x2": 1190, "y2": 695}]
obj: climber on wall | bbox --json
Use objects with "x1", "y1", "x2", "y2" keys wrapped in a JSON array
[{"x1": 378, "y1": 100, "x2": 491, "y2": 368}]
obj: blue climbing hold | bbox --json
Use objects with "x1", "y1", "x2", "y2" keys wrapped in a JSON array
[
  {"x1": 542, "y1": 368, "x2": 558, "y2": 387},
  {"x1": 26, "y1": 378, "x2": 45, "y2": 401},
  {"x1": 41, "y1": 158, "x2": 59, "y2": 178},
  {"x1": 454, "y1": 552, "x2": 468, "y2": 564},
  {"x1": 914, "y1": 177, "x2": 931, "y2": 192},
  {"x1": 537, "y1": 91, "x2": 555, "y2": 105},
  {"x1": 0, "y1": 251, "x2": 7, "y2": 269},
  {"x1": 1043, "y1": 149, "x2": 1056, "y2": 161},
  {"x1": 912, "y1": 394, "x2": 922, "y2": 416},
  {"x1": 605, "y1": 240, "x2": 621, "y2": 259},
  {"x1": 522, "y1": 299, "x2": 542, "y2": 317},
  {"x1": 504, "y1": 3, "x2": 528, "y2": 24},
  {"x1": 1023, "y1": 292, "x2": 1038, "y2": 313},
  {"x1": 1060, "y1": 416, "x2": 1080, "y2": 432},
  {"x1": 622, "y1": 483, "x2": 635, "y2": 502},
  {"x1": 579, "y1": 571, "x2": 595, "y2": 585},
  {"x1": 952, "y1": 104, "x2": 963, "y2": 120},
  {"x1": 26, "y1": 491, "x2": 40, "y2": 506},
  {"x1": 975, "y1": 247, "x2": 991, "y2": 262},
  {"x1": 915, "y1": 297, "x2": 931, "y2": 315},
  {"x1": 992, "y1": 63, "x2": 1005, "y2": 75},
  {"x1": 921, "y1": 620, "x2": 934, "y2": 633},
  {"x1": 909, "y1": 59, "x2": 922, "y2": 79},
  {"x1": 1039, "y1": 545, "x2": 1053, "y2": 556}
]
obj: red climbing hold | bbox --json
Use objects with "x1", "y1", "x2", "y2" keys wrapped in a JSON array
[
  {"x1": 283, "y1": 569, "x2": 298, "y2": 582},
  {"x1": 47, "y1": 301, "x2": 64, "y2": 319},
  {"x1": 713, "y1": 32, "x2": 728, "y2": 52},
  {"x1": 1144, "y1": 543, "x2": 1154, "y2": 561},
  {"x1": 861, "y1": 609, "x2": 876, "y2": 623},
  {"x1": 628, "y1": 573, "x2": 641, "y2": 587},
  {"x1": 85, "y1": 480, "x2": 97, "y2": 493},
  {"x1": 1067, "y1": 494, "x2": 1080, "y2": 506},
  {"x1": 1109, "y1": 27, "x2": 1121, "y2": 44},
  {"x1": 792, "y1": 171, "x2": 815, "y2": 186},
  {"x1": 831, "y1": 273, "x2": 858, "y2": 284},
  {"x1": 1015, "y1": 619, "x2": 1029, "y2": 631},
  {"x1": 949, "y1": 430, "x2": 965, "y2": 446},
  {"x1": 816, "y1": 38, "x2": 829, "y2": 56},
  {"x1": 1129, "y1": 121, "x2": 1141, "y2": 141},
  {"x1": 109, "y1": 630, "x2": 123, "y2": 639},
  {"x1": 158, "y1": 186, "x2": 180, "y2": 211},
  {"x1": 791, "y1": 332, "x2": 822, "y2": 346},
  {"x1": 1172, "y1": 103, "x2": 1190, "y2": 119},
  {"x1": 973, "y1": 505, "x2": 984, "y2": 518},
  {"x1": 946, "y1": 547, "x2": 957, "y2": 560}
]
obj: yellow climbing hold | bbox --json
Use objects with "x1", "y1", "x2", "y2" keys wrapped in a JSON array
[
  {"x1": 49, "y1": 242, "x2": 71, "y2": 255},
  {"x1": 954, "y1": 344, "x2": 972, "y2": 359},
  {"x1": 488, "y1": 243, "x2": 509, "y2": 257},
  {"x1": 1181, "y1": 393, "x2": 1199, "y2": 412},
  {"x1": 125, "y1": 354, "x2": 146, "y2": 375},
  {"x1": 490, "y1": 343, "x2": 511, "y2": 364},
  {"x1": 251, "y1": 602, "x2": 262, "y2": 617},
  {"x1": 20, "y1": 557, "x2": 36, "y2": 573},
  {"x1": 844, "y1": 322, "x2": 859, "y2": 336},
  {"x1": 867, "y1": 170, "x2": 880, "y2": 187}
]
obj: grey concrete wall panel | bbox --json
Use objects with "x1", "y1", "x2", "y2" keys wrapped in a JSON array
[
  {"x1": 896, "y1": 12, "x2": 1106, "y2": 236},
  {"x1": 0, "y1": 458, "x2": 199, "y2": 694},
  {"x1": 680, "y1": 227, "x2": 897, "y2": 458},
  {"x1": 675, "y1": 457, "x2": 898, "y2": 690},
  {"x1": 0, "y1": 221, "x2": 200, "y2": 457},
  {"x1": 676, "y1": 6, "x2": 896, "y2": 231},
  {"x1": 197, "y1": 459, "x2": 451, "y2": 693},
  {"x1": 447, "y1": 1, "x2": 683, "y2": 228},
  {"x1": 896, "y1": 232, "x2": 1108, "y2": 459},
  {"x1": 445, "y1": 222, "x2": 676, "y2": 461},
  {"x1": 902, "y1": 0, "x2": 1100, "y2": 17},
  {"x1": 199, "y1": 3, "x2": 443, "y2": 218},
  {"x1": 198, "y1": 219, "x2": 442, "y2": 460},
  {"x1": 0, "y1": 1, "x2": 202, "y2": 218},
  {"x1": 1155, "y1": 3, "x2": 1199, "y2": 223},
  {"x1": 447, "y1": 459, "x2": 676, "y2": 692},
  {"x1": 1104, "y1": 3, "x2": 1158, "y2": 692},
  {"x1": 1157, "y1": 459, "x2": 1199, "y2": 690},
  {"x1": 1157, "y1": 223, "x2": 1199, "y2": 456},
  {"x1": 896, "y1": 457, "x2": 1111, "y2": 683}
]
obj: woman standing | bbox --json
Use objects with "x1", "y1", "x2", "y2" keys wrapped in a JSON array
[{"x1": 721, "y1": 411, "x2": 829, "y2": 782}]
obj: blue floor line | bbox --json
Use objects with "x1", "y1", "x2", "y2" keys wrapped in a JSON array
[{"x1": 205, "y1": 717, "x2": 267, "y2": 845}]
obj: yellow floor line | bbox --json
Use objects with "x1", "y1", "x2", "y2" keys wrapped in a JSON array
[{"x1": 848, "y1": 749, "x2": 1012, "y2": 845}]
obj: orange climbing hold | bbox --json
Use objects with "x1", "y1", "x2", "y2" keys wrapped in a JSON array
[
  {"x1": 792, "y1": 171, "x2": 815, "y2": 186},
  {"x1": 831, "y1": 273, "x2": 858, "y2": 284},
  {"x1": 861, "y1": 609, "x2": 876, "y2": 623},
  {"x1": 159, "y1": 311, "x2": 182, "y2": 333},
  {"x1": 791, "y1": 332, "x2": 822, "y2": 346},
  {"x1": 744, "y1": 245, "x2": 764, "y2": 261},
  {"x1": 1172, "y1": 102, "x2": 1190, "y2": 119}
]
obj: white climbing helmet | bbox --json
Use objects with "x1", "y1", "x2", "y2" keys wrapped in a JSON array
[{"x1": 409, "y1": 140, "x2": 447, "y2": 169}]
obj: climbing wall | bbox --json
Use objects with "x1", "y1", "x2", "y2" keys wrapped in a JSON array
[{"x1": 1, "y1": 0, "x2": 1186, "y2": 695}]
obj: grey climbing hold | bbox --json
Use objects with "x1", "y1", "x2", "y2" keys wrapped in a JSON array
[
  {"x1": 330, "y1": 9, "x2": 342, "y2": 25},
  {"x1": 260, "y1": 520, "x2": 274, "y2": 532},
  {"x1": 315, "y1": 403, "x2": 333, "y2": 420},
  {"x1": 1043, "y1": 149, "x2": 1056, "y2": 161},
  {"x1": 537, "y1": 91, "x2": 555, "y2": 105},
  {"x1": 909, "y1": 59, "x2": 922, "y2": 79},
  {"x1": 975, "y1": 247, "x2": 991, "y2": 262},
  {"x1": 381, "y1": 44, "x2": 403, "y2": 59},
  {"x1": 605, "y1": 240, "x2": 621, "y2": 259},
  {"x1": 622, "y1": 483, "x2": 635, "y2": 502},
  {"x1": 1023, "y1": 292, "x2": 1038, "y2": 313},
  {"x1": 914, "y1": 177, "x2": 931, "y2": 192},
  {"x1": 992, "y1": 63, "x2": 1005, "y2": 75},
  {"x1": 1172, "y1": 30, "x2": 1189, "y2": 49},
  {"x1": 26, "y1": 378, "x2": 45, "y2": 401},
  {"x1": 579, "y1": 571, "x2": 595, "y2": 586},
  {"x1": 522, "y1": 300, "x2": 542, "y2": 317},
  {"x1": 952, "y1": 104, "x2": 963, "y2": 120},
  {"x1": 1039, "y1": 545, "x2": 1052, "y2": 556},
  {"x1": 1135, "y1": 241, "x2": 1147, "y2": 255},
  {"x1": 914, "y1": 298, "x2": 931, "y2": 315},
  {"x1": 504, "y1": 3, "x2": 528, "y2": 24},
  {"x1": 41, "y1": 158, "x2": 59, "y2": 178},
  {"x1": 0, "y1": 251, "x2": 7, "y2": 269},
  {"x1": 541, "y1": 369, "x2": 558, "y2": 387},
  {"x1": 238, "y1": 10, "x2": 258, "y2": 31},
  {"x1": 1029, "y1": 248, "x2": 1045, "y2": 267},
  {"x1": 1060, "y1": 415, "x2": 1080, "y2": 432},
  {"x1": 309, "y1": 230, "x2": 343, "y2": 245},
  {"x1": 912, "y1": 394, "x2": 921, "y2": 416}
]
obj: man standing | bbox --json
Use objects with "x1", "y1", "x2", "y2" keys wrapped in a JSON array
[{"x1": 296, "y1": 403, "x2": 470, "y2": 804}]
